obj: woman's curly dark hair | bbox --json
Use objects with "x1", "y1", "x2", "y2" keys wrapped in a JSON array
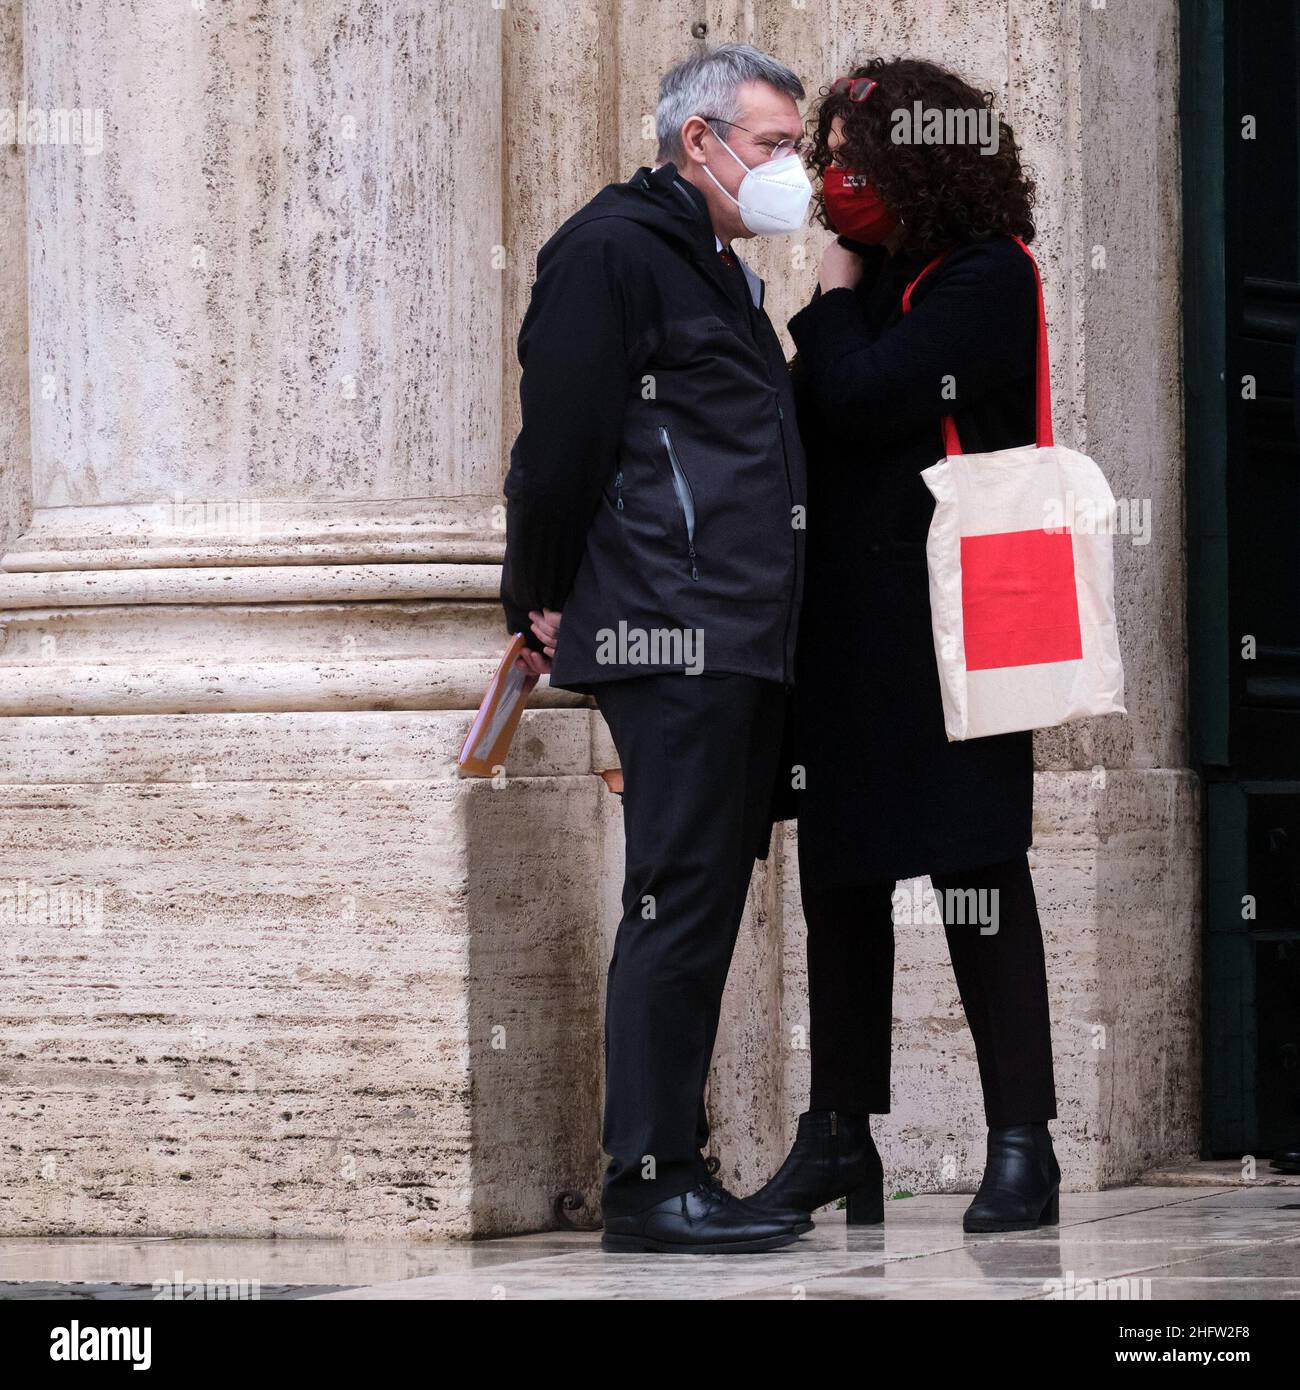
[{"x1": 809, "y1": 57, "x2": 1036, "y2": 255}]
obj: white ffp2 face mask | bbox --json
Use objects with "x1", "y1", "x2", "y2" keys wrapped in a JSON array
[{"x1": 701, "y1": 130, "x2": 813, "y2": 236}]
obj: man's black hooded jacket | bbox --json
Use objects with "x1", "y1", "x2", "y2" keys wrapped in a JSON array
[{"x1": 500, "y1": 162, "x2": 807, "y2": 690}]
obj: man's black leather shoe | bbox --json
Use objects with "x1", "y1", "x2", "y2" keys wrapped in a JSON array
[
  {"x1": 963, "y1": 1122, "x2": 1061, "y2": 1233},
  {"x1": 601, "y1": 1179, "x2": 802, "y2": 1253},
  {"x1": 1270, "y1": 1138, "x2": 1300, "y2": 1174}
]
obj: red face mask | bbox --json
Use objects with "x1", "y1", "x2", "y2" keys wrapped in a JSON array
[{"x1": 821, "y1": 165, "x2": 900, "y2": 244}]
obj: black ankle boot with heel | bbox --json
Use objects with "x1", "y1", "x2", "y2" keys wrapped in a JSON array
[
  {"x1": 963, "y1": 1121, "x2": 1061, "y2": 1233},
  {"x1": 742, "y1": 1109, "x2": 884, "y2": 1226}
]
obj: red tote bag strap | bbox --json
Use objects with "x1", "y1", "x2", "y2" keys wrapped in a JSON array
[{"x1": 900, "y1": 235, "x2": 1053, "y2": 455}]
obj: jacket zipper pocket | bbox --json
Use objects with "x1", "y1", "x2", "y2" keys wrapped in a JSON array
[
  {"x1": 614, "y1": 468, "x2": 624, "y2": 510},
  {"x1": 659, "y1": 426, "x2": 699, "y2": 581}
]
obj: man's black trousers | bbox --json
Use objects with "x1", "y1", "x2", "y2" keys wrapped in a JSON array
[{"x1": 592, "y1": 672, "x2": 787, "y2": 1217}]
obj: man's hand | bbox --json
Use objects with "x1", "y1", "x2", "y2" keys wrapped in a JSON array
[
  {"x1": 514, "y1": 608, "x2": 562, "y2": 676},
  {"x1": 516, "y1": 648, "x2": 552, "y2": 676},
  {"x1": 530, "y1": 607, "x2": 562, "y2": 655},
  {"x1": 818, "y1": 240, "x2": 865, "y2": 294}
]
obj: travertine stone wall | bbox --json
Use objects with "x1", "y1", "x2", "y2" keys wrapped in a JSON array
[
  {"x1": 0, "y1": 0, "x2": 27, "y2": 557},
  {"x1": 22, "y1": 0, "x2": 503, "y2": 522},
  {"x1": 0, "y1": 0, "x2": 1194, "y2": 1237}
]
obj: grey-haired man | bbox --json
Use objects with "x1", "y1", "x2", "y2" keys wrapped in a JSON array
[{"x1": 502, "y1": 45, "x2": 811, "y2": 1252}]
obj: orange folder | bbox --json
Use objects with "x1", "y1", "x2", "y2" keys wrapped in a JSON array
[{"x1": 457, "y1": 634, "x2": 540, "y2": 777}]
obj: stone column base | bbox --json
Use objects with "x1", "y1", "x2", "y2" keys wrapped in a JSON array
[{"x1": 0, "y1": 707, "x2": 610, "y2": 1238}]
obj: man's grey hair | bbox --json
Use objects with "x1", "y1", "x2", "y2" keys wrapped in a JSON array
[{"x1": 655, "y1": 43, "x2": 805, "y2": 163}]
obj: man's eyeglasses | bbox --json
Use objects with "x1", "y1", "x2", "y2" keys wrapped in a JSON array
[
  {"x1": 829, "y1": 76, "x2": 878, "y2": 102},
  {"x1": 700, "y1": 116, "x2": 809, "y2": 161}
]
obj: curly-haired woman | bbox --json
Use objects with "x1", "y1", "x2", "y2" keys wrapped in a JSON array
[{"x1": 746, "y1": 58, "x2": 1061, "y2": 1233}]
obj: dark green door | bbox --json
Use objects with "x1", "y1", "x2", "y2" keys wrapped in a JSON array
[{"x1": 1184, "y1": 0, "x2": 1300, "y2": 1155}]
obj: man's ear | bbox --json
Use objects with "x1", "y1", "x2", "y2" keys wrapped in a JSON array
[{"x1": 678, "y1": 115, "x2": 711, "y2": 167}]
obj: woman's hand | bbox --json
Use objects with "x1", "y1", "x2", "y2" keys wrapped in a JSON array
[{"x1": 818, "y1": 240, "x2": 865, "y2": 294}]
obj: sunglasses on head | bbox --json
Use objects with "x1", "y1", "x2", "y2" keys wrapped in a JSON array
[{"x1": 830, "y1": 76, "x2": 878, "y2": 102}]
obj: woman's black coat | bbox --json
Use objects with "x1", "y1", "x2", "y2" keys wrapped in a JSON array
[{"x1": 774, "y1": 234, "x2": 1041, "y2": 886}]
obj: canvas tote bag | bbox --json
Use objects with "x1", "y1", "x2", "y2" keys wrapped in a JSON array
[{"x1": 903, "y1": 237, "x2": 1126, "y2": 740}]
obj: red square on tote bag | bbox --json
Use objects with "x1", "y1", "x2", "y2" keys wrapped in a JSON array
[{"x1": 960, "y1": 528, "x2": 1082, "y2": 671}]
